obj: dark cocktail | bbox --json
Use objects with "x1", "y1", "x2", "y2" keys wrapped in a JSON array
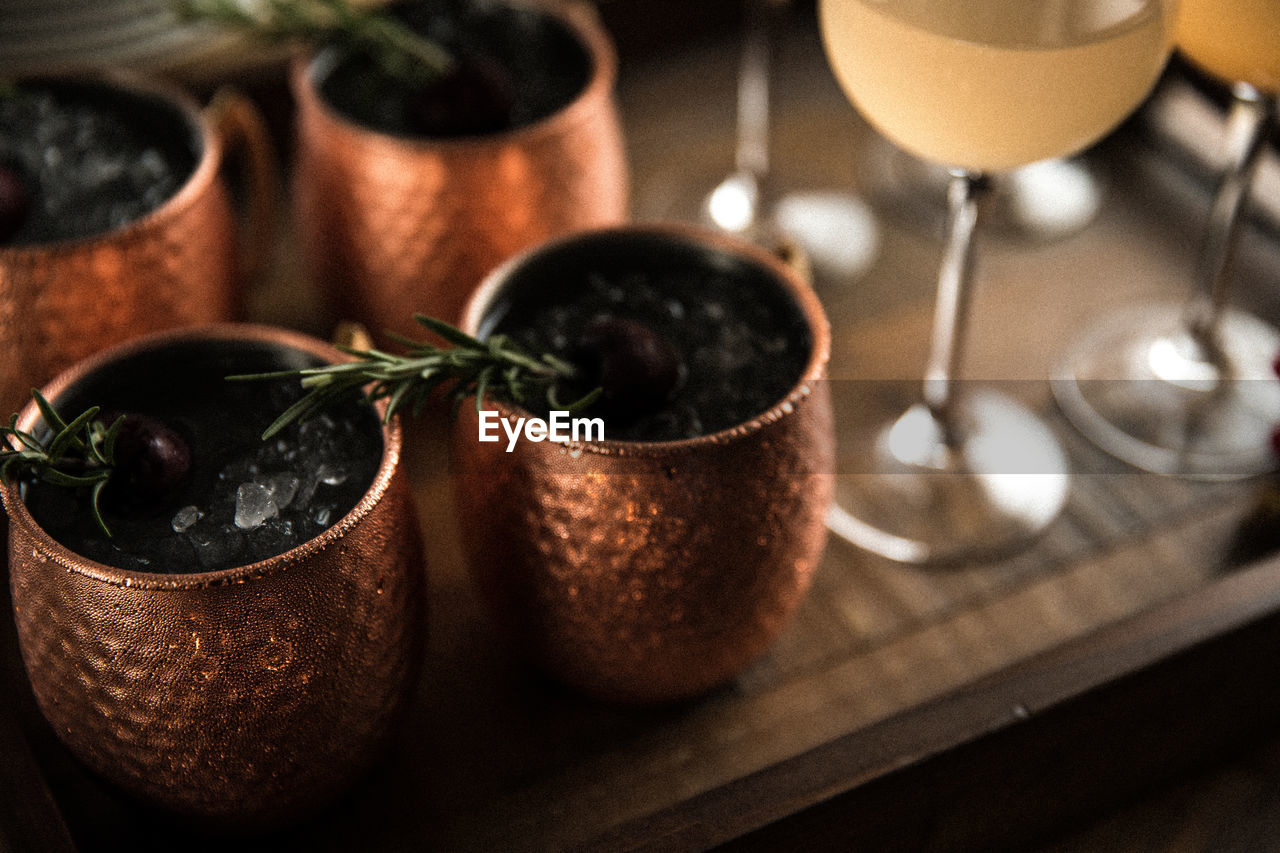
[
  {"x1": 479, "y1": 232, "x2": 813, "y2": 442},
  {"x1": 314, "y1": 1, "x2": 591, "y2": 138},
  {"x1": 19, "y1": 337, "x2": 382, "y2": 573},
  {"x1": 0, "y1": 80, "x2": 196, "y2": 246}
]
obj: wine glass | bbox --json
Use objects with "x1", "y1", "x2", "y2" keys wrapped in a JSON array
[
  {"x1": 703, "y1": 0, "x2": 880, "y2": 283},
  {"x1": 1054, "y1": 0, "x2": 1280, "y2": 480},
  {"x1": 818, "y1": 0, "x2": 1178, "y2": 563}
]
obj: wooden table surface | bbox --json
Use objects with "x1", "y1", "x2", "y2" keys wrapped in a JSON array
[{"x1": 6, "y1": 6, "x2": 1280, "y2": 852}]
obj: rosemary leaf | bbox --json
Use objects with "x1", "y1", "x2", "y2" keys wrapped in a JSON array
[
  {"x1": 174, "y1": 0, "x2": 453, "y2": 85},
  {"x1": 412, "y1": 313, "x2": 484, "y2": 349},
  {"x1": 47, "y1": 406, "x2": 101, "y2": 462},
  {"x1": 97, "y1": 415, "x2": 127, "y2": 467},
  {"x1": 1, "y1": 392, "x2": 121, "y2": 537},
  {"x1": 33, "y1": 389, "x2": 69, "y2": 432},
  {"x1": 236, "y1": 315, "x2": 597, "y2": 439},
  {"x1": 89, "y1": 480, "x2": 112, "y2": 538}
]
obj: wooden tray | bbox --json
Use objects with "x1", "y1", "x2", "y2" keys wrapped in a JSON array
[{"x1": 6, "y1": 11, "x2": 1280, "y2": 852}]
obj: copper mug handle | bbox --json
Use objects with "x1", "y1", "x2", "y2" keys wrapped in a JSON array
[{"x1": 204, "y1": 88, "x2": 280, "y2": 301}]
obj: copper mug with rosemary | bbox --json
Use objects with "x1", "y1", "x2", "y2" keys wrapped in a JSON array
[
  {"x1": 449, "y1": 225, "x2": 835, "y2": 702},
  {"x1": 2, "y1": 325, "x2": 424, "y2": 827},
  {"x1": 180, "y1": 0, "x2": 628, "y2": 334}
]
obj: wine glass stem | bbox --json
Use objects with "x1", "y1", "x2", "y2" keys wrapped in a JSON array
[
  {"x1": 923, "y1": 170, "x2": 990, "y2": 437},
  {"x1": 1185, "y1": 83, "x2": 1277, "y2": 348},
  {"x1": 735, "y1": 0, "x2": 780, "y2": 179}
]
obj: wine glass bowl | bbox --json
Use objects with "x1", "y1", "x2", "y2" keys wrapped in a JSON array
[
  {"x1": 1177, "y1": 0, "x2": 1280, "y2": 95},
  {"x1": 819, "y1": 0, "x2": 1175, "y2": 174},
  {"x1": 818, "y1": 0, "x2": 1178, "y2": 562}
]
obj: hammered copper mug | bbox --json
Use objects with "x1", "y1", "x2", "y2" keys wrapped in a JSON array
[
  {"x1": 2, "y1": 324, "x2": 425, "y2": 828},
  {"x1": 0, "y1": 74, "x2": 275, "y2": 417},
  {"x1": 453, "y1": 225, "x2": 835, "y2": 704},
  {"x1": 292, "y1": 0, "x2": 628, "y2": 337}
]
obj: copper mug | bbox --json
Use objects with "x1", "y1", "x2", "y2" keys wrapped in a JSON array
[
  {"x1": 453, "y1": 225, "x2": 835, "y2": 703},
  {"x1": 292, "y1": 0, "x2": 629, "y2": 337},
  {"x1": 0, "y1": 74, "x2": 275, "y2": 417},
  {"x1": 2, "y1": 324, "x2": 425, "y2": 827}
]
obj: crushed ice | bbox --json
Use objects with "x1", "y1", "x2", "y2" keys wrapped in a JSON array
[
  {"x1": 234, "y1": 483, "x2": 279, "y2": 531},
  {"x1": 171, "y1": 505, "x2": 202, "y2": 533},
  {"x1": 0, "y1": 86, "x2": 190, "y2": 245},
  {"x1": 175, "y1": 413, "x2": 369, "y2": 567}
]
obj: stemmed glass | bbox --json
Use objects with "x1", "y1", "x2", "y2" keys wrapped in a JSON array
[
  {"x1": 704, "y1": 0, "x2": 880, "y2": 282},
  {"x1": 1054, "y1": 0, "x2": 1280, "y2": 479},
  {"x1": 818, "y1": 0, "x2": 1178, "y2": 562}
]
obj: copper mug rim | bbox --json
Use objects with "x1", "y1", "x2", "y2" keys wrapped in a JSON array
[
  {"x1": 1, "y1": 323, "x2": 403, "y2": 592},
  {"x1": 290, "y1": 0, "x2": 618, "y2": 150},
  {"x1": 459, "y1": 222, "x2": 833, "y2": 458},
  {"x1": 0, "y1": 70, "x2": 229, "y2": 258}
]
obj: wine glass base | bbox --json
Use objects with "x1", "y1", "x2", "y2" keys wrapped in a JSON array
[
  {"x1": 701, "y1": 177, "x2": 880, "y2": 283},
  {"x1": 999, "y1": 158, "x2": 1106, "y2": 240},
  {"x1": 1053, "y1": 303, "x2": 1280, "y2": 480},
  {"x1": 771, "y1": 190, "x2": 880, "y2": 282},
  {"x1": 828, "y1": 390, "x2": 1071, "y2": 564},
  {"x1": 703, "y1": 171, "x2": 761, "y2": 236}
]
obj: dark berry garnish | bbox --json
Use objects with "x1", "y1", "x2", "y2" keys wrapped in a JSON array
[
  {"x1": 108, "y1": 414, "x2": 192, "y2": 506},
  {"x1": 1272, "y1": 350, "x2": 1280, "y2": 379},
  {"x1": 0, "y1": 163, "x2": 31, "y2": 245},
  {"x1": 573, "y1": 316, "x2": 685, "y2": 425},
  {"x1": 406, "y1": 53, "x2": 516, "y2": 137}
]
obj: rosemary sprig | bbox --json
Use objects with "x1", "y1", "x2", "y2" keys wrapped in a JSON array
[
  {"x1": 1, "y1": 391, "x2": 124, "y2": 537},
  {"x1": 173, "y1": 0, "x2": 455, "y2": 85},
  {"x1": 230, "y1": 314, "x2": 601, "y2": 440}
]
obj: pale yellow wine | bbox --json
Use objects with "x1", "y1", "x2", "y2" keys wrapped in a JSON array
[
  {"x1": 819, "y1": 0, "x2": 1176, "y2": 171},
  {"x1": 1178, "y1": 0, "x2": 1280, "y2": 93}
]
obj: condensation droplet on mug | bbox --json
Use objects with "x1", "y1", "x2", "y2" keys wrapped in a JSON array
[
  {"x1": 261, "y1": 638, "x2": 293, "y2": 672},
  {"x1": 193, "y1": 655, "x2": 221, "y2": 683}
]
